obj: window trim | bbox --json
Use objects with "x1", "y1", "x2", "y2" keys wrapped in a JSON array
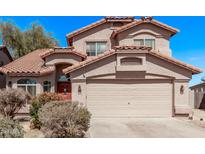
[
  {"x1": 86, "y1": 41, "x2": 107, "y2": 56},
  {"x1": 43, "y1": 81, "x2": 51, "y2": 92},
  {"x1": 17, "y1": 79, "x2": 37, "y2": 96}
]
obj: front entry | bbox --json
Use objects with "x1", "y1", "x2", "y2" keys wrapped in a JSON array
[
  {"x1": 57, "y1": 82, "x2": 72, "y2": 99},
  {"x1": 56, "y1": 63, "x2": 73, "y2": 100}
]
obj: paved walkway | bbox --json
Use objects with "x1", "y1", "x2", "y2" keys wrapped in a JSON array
[{"x1": 89, "y1": 117, "x2": 205, "y2": 138}]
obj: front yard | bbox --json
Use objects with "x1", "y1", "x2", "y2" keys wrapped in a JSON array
[
  {"x1": 19, "y1": 116, "x2": 205, "y2": 138},
  {"x1": 20, "y1": 121, "x2": 44, "y2": 138},
  {"x1": 0, "y1": 89, "x2": 91, "y2": 138},
  {"x1": 1, "y1": 88, "x2": 205, "y2": 138}
]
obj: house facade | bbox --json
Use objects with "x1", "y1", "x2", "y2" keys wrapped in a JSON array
[
  {"x1": 0, "y1": 46, "x2": 13, "y2": 89},
  {"x1": 0, "y1": 16, "x2": 202, "y2": 117}
]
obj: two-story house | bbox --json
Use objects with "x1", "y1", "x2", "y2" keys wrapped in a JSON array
[
  {"x1": 0, "y1": 45, "x2": 13, "y2": 89},
  {"x1": 0, "y1": 16, "x2": 202, "y2": 118}
]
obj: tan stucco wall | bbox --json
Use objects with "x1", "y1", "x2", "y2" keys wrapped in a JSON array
[
  {"x1": 72, "y1": 22, "x2": 173, "y2": 57},
  {"x1": 72, "y1": 80, "x2": 86, "y2": 105},
  {"x1": 71, "y1": 53, "x2": 192, "y2": 80},
  {"x1": 174, "y1": 81, "x2": 190, "y2": 114},
  {"x1": 117, "y1": 23, "x2": 173, "y2": 56},
  {"x1": 0, "y1": 51, "x2": 12, "y2": 89},
  {"x1": 45, "y1": 54, "x2": 82, "y2": 65},
  {"x1": 146, "y1": 55, "x2": 192, "y2": 80},
  {"x1": 6, "y1": 72, "x2": 56, "y2": 95},
  {"x1": 72, "y1": 23, "x2": 116, "y2": 52},
  {"x1": 70, "y1": 52, "x2": 193, "y2": 114}
]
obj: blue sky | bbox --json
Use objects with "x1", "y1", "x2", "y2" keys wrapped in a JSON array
[{"x1": 0, "y1": 16, "x2": 204, "y2": 86}]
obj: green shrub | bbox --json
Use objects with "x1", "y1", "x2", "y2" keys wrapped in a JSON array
[
  {"x1": 29, "y1": 92, "x2": 64, "y2": 129},
  {"x1": 38, "y1": 101, "x2": 91, "y2": 138},
  {"x1": 0, "y1": 88, "x2": 31, "y2": 119},
  {"x1": 0, "y1": 118, "x2": 24, "y2": 138},
  {"x1": 29, "y1": 98, "x2": 42, "y2": 129}
]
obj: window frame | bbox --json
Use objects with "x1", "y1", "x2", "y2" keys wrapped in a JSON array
[
  {"x1": 43, "y1": 81, "x2": 51, "y2": 92},
  {"x1": 17, "y1": 79, "x2": 37, "y2": 96},
  {"x1": 134, "y1": 38, "x2": 155, "y2": 49},
  {"x1": 86, "y1": 41, "x2": 107, "y2": 56}
]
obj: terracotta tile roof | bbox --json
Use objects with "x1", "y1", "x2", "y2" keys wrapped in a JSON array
[
  {"x1": 63, "y1": 49, "x2": 116, "y2": 74},
  {"x1": 0, "y1": 49, "x2": 55, "y2": 76},
  {"x1": 63, "y1": 46, "x2": 202, "y2": 75},
  {"x1": 114, "y1": 45, "x2": 152, "y2": 51},
  {"x1": 40, "y1": 46, "x2": 87, "y2": 59},
  {"x1": 0, "y1": 45, "x2": 13, "y2": 61},
  {"x1": 105, "y1": 16, "x2": 135, "y2": 22},
  {"x1": 0, "y1": 47, "x2": 87, "y2": 76},
  {"x1": 112, "y1": 17, "x2": 179, "y2": 38},
  {"x1": 148, "y1": 51, "x2": 202, "y2": 74},
  {"x1": 66, "y1": 16, "x2": 135, "y2": 42},
  {"x1": 66, "y1": 18, "x2": 107, "y2": 40}
]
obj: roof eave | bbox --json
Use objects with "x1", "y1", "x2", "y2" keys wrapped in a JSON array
[
  {"x1": 66, "y1": 19, "x2": 107, "y2": 40},
  {"x1": 63, "y1": 46, "x2": 202, "y2": 76},
  {"x1": 112, "y1": 19, "x2": 179, "y2": 38}
]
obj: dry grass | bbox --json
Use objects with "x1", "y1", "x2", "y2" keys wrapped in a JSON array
[{"x1": 20, "y1": 121, "x2": 44, "y2": 138}]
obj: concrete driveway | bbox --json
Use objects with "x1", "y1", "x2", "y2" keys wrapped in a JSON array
[{"x1": 89, "y1": 117, "x2": 205, "y2": 138}]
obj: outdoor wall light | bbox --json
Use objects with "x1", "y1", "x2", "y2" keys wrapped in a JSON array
[
  {"x1": 180, "y1": 85, "x2": 184, "y2": 95},
  {"x1": 78, "y1": 85, "x2": 82, "y2": 95}
]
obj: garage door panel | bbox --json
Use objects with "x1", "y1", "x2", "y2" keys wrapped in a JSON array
[{"x1": 87, "y1": 80, "x2": 172, "y2": 117}]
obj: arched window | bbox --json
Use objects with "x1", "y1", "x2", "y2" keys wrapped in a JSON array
[
  {"x1": 58, "y1": 75, "x2": 70, "y2": 82},
  {"x1": 43, "y1": 81, "x2": 51, "y2": 92},
  {"x1": 121, "y1": 57, "x2": 142, "y2": 65},
  {"x1": 17, "y1": 79, "x2": 37, "y2": 96}
]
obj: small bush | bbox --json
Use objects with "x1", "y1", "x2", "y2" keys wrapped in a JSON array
[
  {"x1": 38, "y1": 101, "x2": 91, "y2": 138},
  {"x1": 29, "y1": 99, "x2": 42, "y2": 129},
  {"x1": 0, "y1": 118, "x2": 24, "y2": 138},
  {"x1": 38, "y1": 92, "x2": 64, "y2": 105},
  {"x1": 74, "y1": 107, "x2": 91, "y2": 132},
  {"x1": 0, "y1": 88, "x2": 31, "y2": 119},
  {"x1": 29, "y1": 92, "x2": 64, "y2": 129}
]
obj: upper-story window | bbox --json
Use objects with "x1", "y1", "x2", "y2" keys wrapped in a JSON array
[
  {"x1": 134, "y1": 39, "x2": 155, "y2": 49},
  {"x1": 86, "y1": 42, "x2": 107, "y2": 56}
]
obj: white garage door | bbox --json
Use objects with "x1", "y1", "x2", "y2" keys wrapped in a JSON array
[{"x1": 87, "y1": 80, "x2": 172, "y2": 118}]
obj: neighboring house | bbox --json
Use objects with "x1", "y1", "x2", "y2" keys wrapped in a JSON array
[
  {"x1": 190, "y1": 82, "x2": 205, "y2": 93},
  {"x1": 0, "y1": 16, "x2": 202, "y2": 118},
  {"x1": 190, "y1": 82, "x2": 205, "y2": 109},
  {"x1": 0, "y1": 45, "x2": 13, "y2": 89}
]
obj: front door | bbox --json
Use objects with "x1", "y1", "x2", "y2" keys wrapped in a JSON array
[{"x1": 57, "y1": 82, "x2": 72, "y2": 99}]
